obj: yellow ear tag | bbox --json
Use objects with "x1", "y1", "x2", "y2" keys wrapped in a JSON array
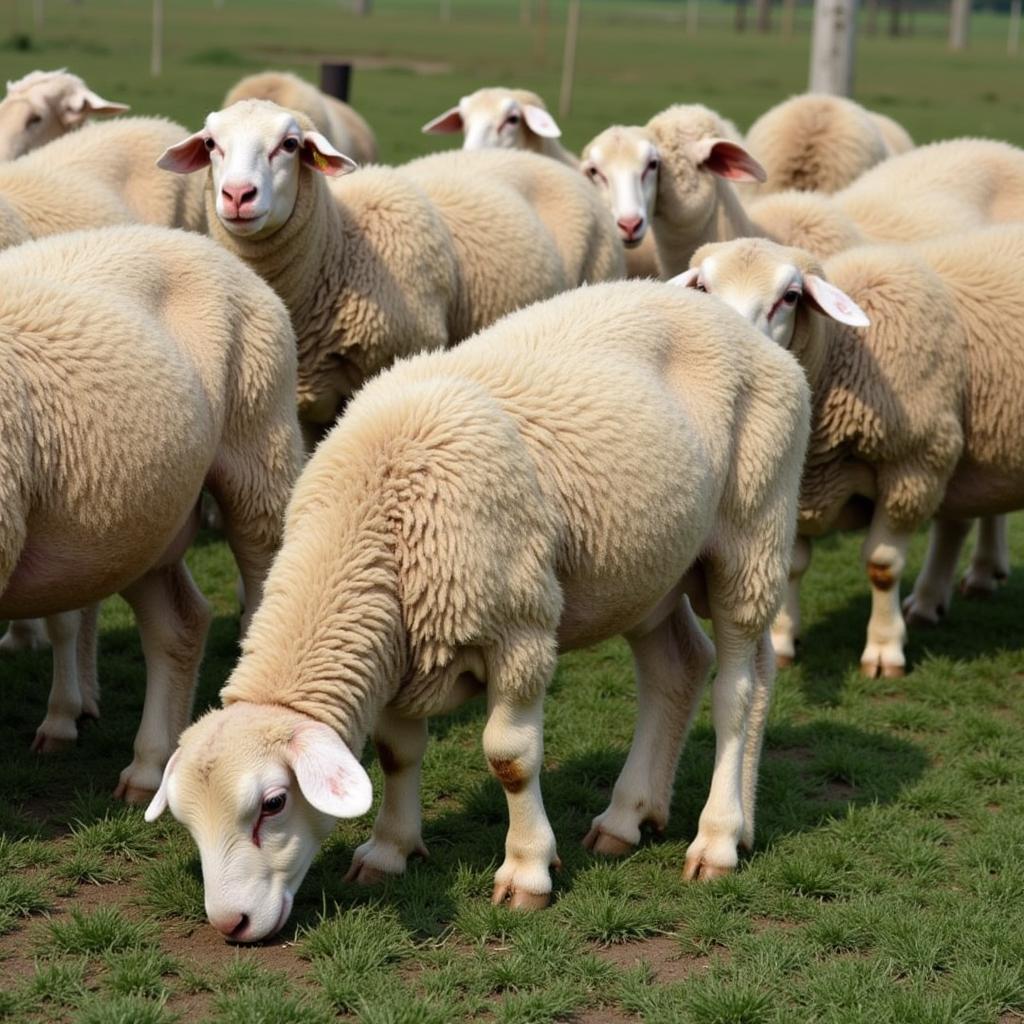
[{"x1": 312, "y1": 150, "x2": 330, "y2": 172}]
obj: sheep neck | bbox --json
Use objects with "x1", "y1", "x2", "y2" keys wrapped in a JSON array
[
  {"x1": 205, "y1": 169, "x2": 344, "y2": 337},
  {"x1": 220, "y1": 499, "x2": 407, "y2": 754},
  {"x1": 653, "y1": 178, "x2": 762, "y2": 277}
]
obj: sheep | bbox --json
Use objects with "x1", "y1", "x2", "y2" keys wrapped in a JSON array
[
  {"x1": 144, "y1": 278, "x2": 810, "y2": 942},
  {"x1": 0, "y1": 223, "x2": 303, "y2": 784},
  {"x1": 159, "y1": 99, "x2": 623, "y2": 439},
  {"x1": 423, "y1": 85, "x2": 659, "y2": 279},
  {"x1": 677, "y1": 227, "x2": 1024, "y2": 676},
  {"x1": 742, "y1": 94, "x2": 914, "y2": 196},
  {"x1": 0, "y1": 116, "x2": 207, "y2": 246},
  {"x1": 422, "y1": 86, "x2": 577, "y2": 166},
  {"x1": 0, "y1": 69, "x2": 129, "y2": 161},
  {"x1": 224, "y1": 70, "x2": 377, "y2": 165}
]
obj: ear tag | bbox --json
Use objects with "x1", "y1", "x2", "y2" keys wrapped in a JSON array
[{"x1": 312, "y1": 150, "x2": 329, "y2": 171}]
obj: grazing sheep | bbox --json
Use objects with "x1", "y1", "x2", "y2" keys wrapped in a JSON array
[
  {"x1": 679, "y1": 228, "x2": 1024, "y2": 676},
  {"x1": 224, "y1": 70, "x2": 377, "y2": 165},
  {"x1": 0, "y1": 224, "x2": 302, "y2": 788},
  {"x1": 159, "y1": 100, "x2": 622, "y2": 438},
  {"x1": 145, "y1": 279, "x2": 810, "y2": 943},
  {"x1": 0, "y1": 69, "x2": 129, "y2": 161},
  {"x1": 423, "y1": 85, "x2": 659, "y2": 279},
  {"x1": 743, "y1": 94, "x2": 913, "y2": 196},
  {"x1": 423, "y1": 86, "x2": 576, "y2": 166}
]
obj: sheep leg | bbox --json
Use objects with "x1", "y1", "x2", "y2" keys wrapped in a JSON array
[
  {"x1": 114, "y1": 561, "x2": 211, "y2": 804},
  {"x1": 962, "y1": 515, "x2": 1010, "y2": 598},
  {"x1": 344, "y1": 710, "x2": 429, "y2": 885},
  {"x1": 77, "y1": 604, "x2": 100, "y2": 720},
  {"x1": 31, "y1": 611, "x2": 83, "y2": 753},
  {"x1": 859, "y1": 513, "x2": 912, "y2": 678},
  {"x1": 485, "y1": 691, "x2": 560, "y2": 910},
  {"x1": 738, "y1": 630, "x2": 776, "y2": 852},
  {"x1": 0, "y1": 617, "x2": 49, "y2": 653},
  {"x1": 903, "y1": 517, "x2": 971, "y2": 627},
  {"x1": 684, "y1": 614, "x2": 762, "y2": 881},
  {"x1": 770, "y1": 535, "x2": 812, "y2": 668},
  {"x1": 584, "y1": 596, "x2": 713, "y2": 856}
]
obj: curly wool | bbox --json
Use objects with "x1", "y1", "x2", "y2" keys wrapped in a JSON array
[
  {"x1": 224, "y1": 71, "x2": 377, "y2": 165},
  {"x1": 222, "y1": 281, "x2": 809, "y2": 752}
]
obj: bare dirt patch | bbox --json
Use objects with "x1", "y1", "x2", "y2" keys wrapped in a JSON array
[{"x1": 592, "y1": 935, "x2": 710, "y2": 984}]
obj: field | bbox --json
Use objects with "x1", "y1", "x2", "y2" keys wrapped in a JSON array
[{"x1": 2, "y1": 1, "x2": 1024, "y2": 1021}]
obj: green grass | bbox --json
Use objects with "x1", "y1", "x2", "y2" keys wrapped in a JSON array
[{"x1": 1, "y1": 1, "x2": 1024, "y2": 1021}]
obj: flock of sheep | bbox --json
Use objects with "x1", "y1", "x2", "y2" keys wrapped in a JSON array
[{"x1": 0, "y1": 67, "x2": 1021, "y2": 944}]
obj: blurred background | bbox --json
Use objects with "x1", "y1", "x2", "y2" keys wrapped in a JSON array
[{"x1": 1, "y1": 0, "x2": 1020, "y2": 164}]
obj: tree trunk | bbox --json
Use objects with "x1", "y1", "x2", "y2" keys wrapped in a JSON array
[
  {"x1": 755, "y1": 0, "x2": 772, "y2": 31},
  {"x1": 782, "y1": 0, "x2": 797, "y2": 36},
  {"x1": 352, "y1": 0, "x2": 372, "y2": 14},
  {"x1": 865, "y1": 0, "x2": 879, "y2": 34},
  {"x1": 151, "y1": 0, "x2": 163, "y2": 77},
  {"x1": 535, "y1": 0, "x2": 549, "y2": 64},
  {"x1": 808, "y1": 0, "x2": 858, "y2": 95},
  {"x1": 888, "y1": 0, "x2": 901, "y2": 35},
  {"x1": 735, "y1": 0, "x2": 749, "y2": 31},
  {"x1": 558, "y1": 0, "x2": 580, "y2": 119},
  {"x1": 1010, "y1": 0, "x2": 1021, "y2": 55},
  {"x1": 948, "y1": 0, "x2": 969, "y2": 49}
]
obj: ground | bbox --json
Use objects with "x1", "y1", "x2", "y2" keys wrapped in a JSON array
[{"x1": 2, "y1": 1, "x2": 1024, "y2": 1022}]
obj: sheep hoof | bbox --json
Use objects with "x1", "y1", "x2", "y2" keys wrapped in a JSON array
[
  {"x1": 859, "y1": 660, "x2": 881, "y2": 679},
  {"x1": 881, "y1": 664, "x2": 905, "y2": 679},
  {"x1": 114, "y1": 782, "x2": 157, "y2": 805},
  {"x1": 343, "y1": 861, "x2": 389, "y2": 886},
  {"x1": 904, "y1": 609, "x2": 941, "y2": 629},
  {"x1": 960, "y1": 579, "x2": 996, "y2": 600},
  {"x1": 775, "y1": 653, "x2": 794, "y2": 670},
  {"x1": 491, "y1": 883, "x2": 549, "y2": 910},
  {"x1": 583, "y1": 827, "x2": 635, "y2": 857},
  {"x1": 682, "y1": 857, "x2": 733, "y2": 882},
  {"x1": 30, "y1": 732, "x2": 76, "y2": 754}
]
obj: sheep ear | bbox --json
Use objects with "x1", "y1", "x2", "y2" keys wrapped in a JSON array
[
  {"x1": 301, "y1": 131, "x2": 358, "y2": 176},
  {"x1": 804, "y1": 274, "x2": 870, "y2": 327},
  {"x1": 286, "y1": 721, "x2": 373, "y2": 819},
  {"x1": 61, "y1": 86, "x2": 129, "y2": 126},
  {"x1": 692, "y1": 138, "x2": 767, "y2": 183},
  {"x1": 144, "y1": 750, "x2": 180, "y2": 822},
  {"x1": 421, "y1": 106, "x2": 463, "y2": 134},
  {"x1": 157, "y1": 131, "x2": 211, "y2": 173},
  {"x1": 523, "y1": 104, "x2": 561, "y2": 138},
  {"x1": 668, "y1": 268, "x2": 702, "y2": 289}
]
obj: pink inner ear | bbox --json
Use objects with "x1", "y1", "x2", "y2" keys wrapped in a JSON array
[
  {"x1": 422, "y1": 107, "x2": 464, "y2": 134},
  {"x1": 804, "y1": 273, "x2": 871, "y2": 327},
  {"x1": 523, "y1": 104, "x2": 561, "y2": 138},
  {"x1": 157, "y1": 133, "x2": 211, "y2": 174},
  {"x1": 300, "y1": 133, "x2": 358, "y2": 177},
  {"x1": 700, "y1": 140, "x2": 768, "y2": 183},
  {"x1": 668, "y1": 268, "x2": 701, "y2": 288}
]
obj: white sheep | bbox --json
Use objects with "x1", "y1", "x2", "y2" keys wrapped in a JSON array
[
  {"x1": 423, "y1": 85, "x2": 660, "y2": 279},
  {"x1": 678, "y1": 228, "x2": 1024, "y2": 675},
  {"x1": 0, "y1": 69, "x2": 128, "y2": 160},
  {"x1": 743, "y1": 94, "x2": 914, "y2": 196},
  {"x1": 224, "y1": 70, "x2": 377, "y2": 165},
  {"x1": 145, "y1": 279, "x2": 810, "y2": 942},
  {"x1": 159, "y1": 99, "x2": 622, "y2": 438},
  {"x1": 0, "y1": 224, "x2": 302, "y2": 786}
]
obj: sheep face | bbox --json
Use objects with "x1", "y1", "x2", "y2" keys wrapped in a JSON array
[
  {"x1": 421, "y1": 88, "x2": 562, "y2": 152},
  {"x1": 145, "y1": 703, "x2": 372, "y2": 943},
  {"x1": 581, "y1": 127, "x2": 659, "y2": 248},
  {"x1": 0, "y1": 70, "x2": 128, "y2": 160},
  {"x1": 674, "y1": 238, "x2": 869, "y2": 359},
  {"x1": 157, "y1": 100, "x2": 356, "y2": 240}
]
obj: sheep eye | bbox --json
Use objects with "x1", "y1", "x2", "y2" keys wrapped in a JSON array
[
  {"x1": 25, "y1": 113, "x2": 42, "y2": 128},
  {"x1": 783, "y1": 289, "x2": 800, "y2": 304},
  {"x1": 586, "y1": 166, "x2": 598, "y2": 178},
  {"x1": 505, "y1": 114, "x2": 520, "y2": 126},
  {"x1": 204, "y1": 137, "x2": 216, "y2": 151},
  {"x1": 261, "y1": 793, "x2": 286, "y2": 815},
  {"x1": 282, "y1": 137, "x2": 299, "y2": 154},
  {"x1": 647, "y1": 159, "x2": 658, "y2": 172}
]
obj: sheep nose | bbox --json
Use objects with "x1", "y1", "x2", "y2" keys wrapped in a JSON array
[
  {"x1": 211, "y1": 912, "x2": 249, "y2": 938},
  {"x1": 221, "y1": 183, "x2": 258, "y2": 217},
  {"x1": 616, "y1": 215, "x2": 644, "y2": 241}
]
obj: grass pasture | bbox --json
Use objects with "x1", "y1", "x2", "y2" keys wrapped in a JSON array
[{"x1": 2, "y1": 1, "x2": 1024, "y2": 1021}]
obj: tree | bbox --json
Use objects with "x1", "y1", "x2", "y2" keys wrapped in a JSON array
[
  {"x1": 808, "y1": 0, "x2": 858, "y2": 95},
  {"x1": 948, "y1": 0, "x2": 970, "y2": 50}
]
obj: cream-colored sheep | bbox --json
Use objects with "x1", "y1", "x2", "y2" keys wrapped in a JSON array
[
  {"x1": 0, "y1": 224, "x2": 302, "y2": 790},
  {"x1": 159, "y1": 100, "x2": 622, "y2": 438},
  {"x1": 743, "y1": 94, "x2": 913, "y2": 196},
  {"x1": 0, "y1": 69, "x2": 128, "y2": 161},
  {"x1": 422, "y1": 86, "x2": 577, "y2": 166},
  {"x1": 146, "y1": 279, "x2": 810, "y2": 943},
  {"x1": 423, "y1": 85, "x2": 659, "y2": 279},
  {"x1": 224, "y1": 70, "x2": 377, "y2": 165},
  {"x1": 680, "y1": 228, "x2": 1024, "y2": 676},
  {"x1": 0, "y1": 116, "x2": 206, "y2": 244}
]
